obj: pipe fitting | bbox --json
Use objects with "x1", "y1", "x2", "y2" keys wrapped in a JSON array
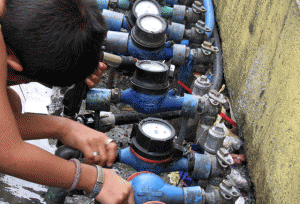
[
  {"x1": 129, "y1": 172, "x2": 205, "y2": 204},
  {"x1": 197, "y1": 93, "x2": 223, "y2": 126},
  {"x1": 204, "y1": 123, "x2": 226, "y2": 154},
  {"x1": 184, "y1": 20, "x2": 210, "y2": 44},
  {"x1": 172, "y1": 44, "x2": 190, "y2": 66},
  {"x1": 105, "y1": 31, "x2": 129, "y2": 54},
  {"x1": 191, "y1": 47, "x2": 215, "y2": 65},
  {"x1": 185, "y1": 1, "x2": 206, "y2": 23},
  {"x1": 97, "y1": 111, "x2": 116, "y2": 131}
]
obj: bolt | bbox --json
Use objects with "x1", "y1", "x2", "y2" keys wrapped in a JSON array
[{"x1": 219, "y1": 147, "x2": 229, "y2": 156}]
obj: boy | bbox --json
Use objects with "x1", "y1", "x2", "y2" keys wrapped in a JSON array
[{"x1": 0, "y1": 0, "x2": 134, "y2": 203}]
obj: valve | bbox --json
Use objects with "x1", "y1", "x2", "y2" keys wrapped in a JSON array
[
  {"x1": 184, "y1": 20, "x2": 211, "y2": 44},
  {"x1": 197, "y1": 90, "x2": 226, "y2": 126},
  {"x1": 192, "y1": 42, "x2": 219, "y2": 65},
  {"x1": 204, "y1": 123, "x2": 227, "y2": 155},
  {"x1": 186, "y1": 1, "x2": 207, "y2": 23}
]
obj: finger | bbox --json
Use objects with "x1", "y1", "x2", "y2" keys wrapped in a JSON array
[
  {"x1": 93, "y1": 144, "x2": 107, "y2": 167},
  {"x1": 89, "y1": 74, "x2": 101, "y2": 83},
  {"x1": 82, "y1": 147, "x2": 94, "y2": 164},
  {"x1": 85, "y1": 78, "x2": 94, "y2": 88},
  {"x1": 128, "y1": 190, "x2": 135, "y2": 204},
  {"x1": 106, "y1": 142, "x2": 117, "y2": 167},
  {"x1": 99, "y1": 62, "x2": 108, "y2": 71},
  {"x1": 93, "y1": 68, "x2": 103, "y2": 77}
]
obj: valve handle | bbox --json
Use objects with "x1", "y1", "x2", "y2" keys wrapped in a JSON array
[
  {"x1": 217, "y1": 147, "x2": 234, "y2": 167},
  {"x1": 192, "y1": 1, "x2": 207, "y2": 13},
  {"x1": 208, "y1": 89, "x2": 227, "y2": 104},
  {"x1": 195, "y1": 20, "x2": 211, "y2": 33}
]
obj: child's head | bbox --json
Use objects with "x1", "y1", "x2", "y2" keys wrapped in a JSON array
[{"x1": 1, "y1": 0, "x2": 107, "y2": 87}]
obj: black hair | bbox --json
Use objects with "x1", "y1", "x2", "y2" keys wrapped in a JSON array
[{"x1": 1, "y1": 0, "x2": 107, "y2": 87}]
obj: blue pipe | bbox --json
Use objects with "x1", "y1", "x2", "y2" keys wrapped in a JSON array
[
  {"x1": 86, "y1": 88, "x2": 198, "y2": 117},
  {"x1": 102, "y1": 9, "x2": 130, "y2": 31},
  {"x1": 119, "y1": 147, "x2": 212, "y2": 179},
  {"x1": 203, "y1": 0, "x2": 215, "y2": 39},
  {"x1": 130, "y1": 173, "x2": 205, "y2": 204},
  {"x1": 119, "y1": 147, "x2": 189, "y2": 174},
  {"x1": 127, "y1": 39, "x2": 173, "y2": 60},
  {"x1": 176, "y1": 58, "x2": 194, "y2": 96},
  {"x1": 120, "y1": 89, "x2": 184, "y2": 114}
]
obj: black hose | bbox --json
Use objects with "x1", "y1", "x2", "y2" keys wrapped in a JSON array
[
  {"x1": 55, "y1": 145, "x2": 81, "y2": 160},
  {"x1": 114, "y1": 111, "x2": 183, "y2": 125},
  {"x1": 209, "y1": 27, "x2": 223, "y2": 91}
]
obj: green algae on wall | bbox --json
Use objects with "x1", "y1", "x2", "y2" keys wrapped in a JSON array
[{"x1": 213, "y1": 0, "x2": 300, "y2": 203}]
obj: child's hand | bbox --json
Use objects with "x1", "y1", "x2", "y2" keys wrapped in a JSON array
[
  {"x1": 59, "y1": 122, "x2": 117, "y2": 167},
  {"x1": 85, "y1": 62, "x2": 107, "y2": 88},
  {"x1": 96, "y1": 169, "x2": 135, "y2": 204}
]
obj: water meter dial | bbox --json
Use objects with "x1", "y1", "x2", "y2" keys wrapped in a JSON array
[
  {"x1": 131, "y1": 14, "x2": 167, "y2": 48},
  {"x1": 130, "y1": 118, "x2": 175, "y2": 161},
  {"x1": 133, "y1": 0, "x2": 161, "y2": 19},
  {"x1": 131, "y1": 60, "x2": 169, "y2": 93}
]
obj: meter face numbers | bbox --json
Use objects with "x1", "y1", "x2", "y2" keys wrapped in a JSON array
[
  {"x1": 140, "y1": 62, "x2": 165, "y2": 72},
  {"x1": 135, "y1": 1, "x2": 160, "y2": 17},
  {"x1": 140, "y1": 16, "x2": 163, "y2": 32},
  {"x1": 142, "y1": 122, "x2": 172, "y2": 139}
]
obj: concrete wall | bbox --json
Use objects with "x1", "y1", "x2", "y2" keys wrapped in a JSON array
[{"x1": 213, "y1": 0, "x2": 300, "y2": 203}]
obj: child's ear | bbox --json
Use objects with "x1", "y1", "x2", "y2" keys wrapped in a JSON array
[{"x1": 7, "y1": 52, "x2": 23, "y2": 72}]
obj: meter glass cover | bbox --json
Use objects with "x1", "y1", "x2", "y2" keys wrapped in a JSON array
[
  {"x1": 142, "y1": 121, "x2": 172, "y2": 139},
  {"x1": 135, "y1": 1, "x2": 160, "y2": 17},
  {"x1": 140, "y1": 16, "x2": 163, "y2": 32},
  {"x1": 140, "y1": 62, "x2": 165, "y2": 72}
]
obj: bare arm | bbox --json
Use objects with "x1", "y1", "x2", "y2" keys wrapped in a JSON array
[
  {"x1": 15, "y1": 113, "x2": 117, "y2": 167},
  {"x1": 0, "y1": 28, "x2": 134, "y2": 203}
]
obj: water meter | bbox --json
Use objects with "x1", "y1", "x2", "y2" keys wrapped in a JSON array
[
  {"x1": 127, "y1": 0, "x2": 162, "y2": 28},
  {"x1": 130, "y1": 118, "x2": 175, "y2": 161},
  {"x1": 131, "y1": 60, "x2": 169, "y2": 93},
  {"x1": 131, "y1": 14, "x2": 167, "y2": 48}
]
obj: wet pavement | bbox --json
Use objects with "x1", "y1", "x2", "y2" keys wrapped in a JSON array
[{"x1": 0, "y1": 139, "x2": 55, "y2": 204}]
